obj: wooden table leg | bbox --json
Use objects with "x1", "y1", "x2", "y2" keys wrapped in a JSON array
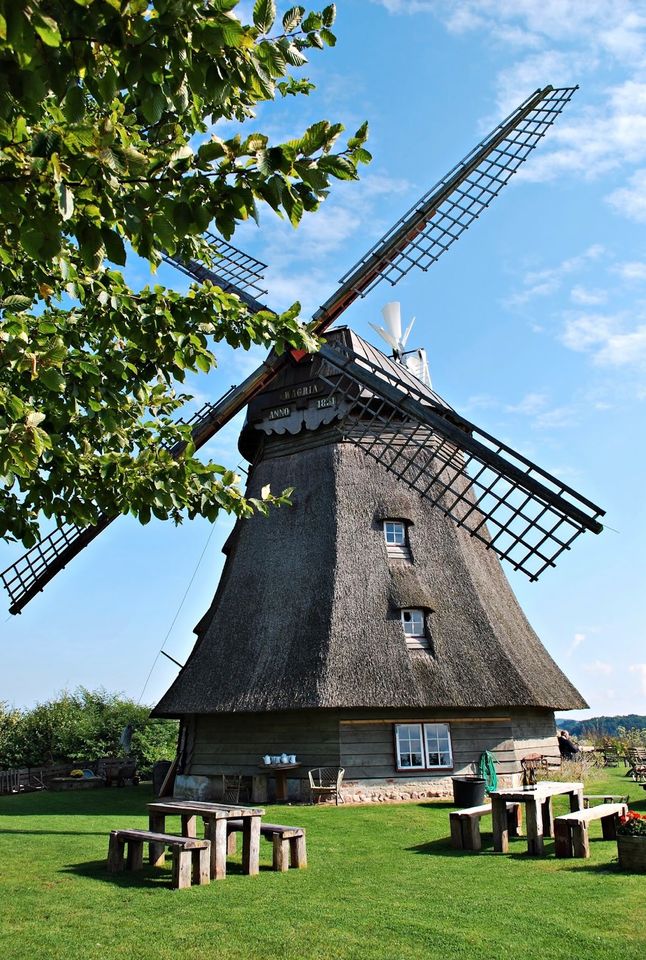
[
  {"x1": 492, "y1": 796, "x2": 508, "y2": 853},
  {"x1": 212, "y1": 818, "x2": 228, "y2": 880},
  {"x1": 541, "y1": 797, "x2": 554, "y2": 838},
  {"x1": 242, "y1": 815, "x2": 261, "y2": 876},
  {"x1": 275, "y1": 771, "x2": 288, "y2": 802},
  {"x1": 181, "y1": 814, "x2": 197, "y2": 838},
  {"x1": 148, "y1": 814, "x2": 166, "y2": 866},
  {"x1": 526, "y1": 798, "x2": 544, "y2": 855},
  {"x1": 569, "y1": 788, "x2": 583, "y2": 812}
]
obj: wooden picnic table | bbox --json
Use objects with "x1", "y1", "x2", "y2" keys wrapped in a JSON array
[
  {"x1": 490, "y1": 781, "x2": 584, "y2": 856},
  {"x1": 147, "y1": 799, "x2": 265, "y2": 880}
]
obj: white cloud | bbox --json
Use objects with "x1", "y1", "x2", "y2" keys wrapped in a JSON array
[
  {"x1": 559, "y1": 310, "x2": 646, "y2": 367},
  {"x1": 507, "y1": 245, "x2": 604, "y2": 306},
  {"x1": 570, "y1": 285, "x2": 607, "y2": 306},
  {"x1": 505, "y1": 392, "x2": 548, "y2": 415},
  {"x1": 584, "y1": 660, "x2": 614, "y2": 675},
  {"x1": 594, "y1": 325, "x2": 646, "y2": 367},
  {"x1": 629, "y1": 663, "x2": 646, "y2": 695},
  {"x1": 606, "y1": 168, "x2": 646, "y2": 221},
  {"x1": 614, "y1": 260, "x2": 646, "y2": 281},
  {"x1": 560, "y1": 312, "x2": 620, "y2": 352},
  {"x1": 569, "y1": 631, "x2": 586, "y2": 653}
]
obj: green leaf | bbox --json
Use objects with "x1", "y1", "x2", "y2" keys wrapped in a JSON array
[
  {"x1": 253, "y1": 0, "x2": 276, "y2": 33},
  {"x1": 2, "y1": 295, "x2": 32, "y2": 312},
  {"x1": 283, "y1": 43, "x2": 307, "y2": 67},
  {"x1": 320, "y1": 155, "x2": 358, "y2": 180},
  {"x1": 322, "y1": 4, "x2": 336, "y2": 27},
  {"x1": 102, "y1": 229, "x2": 127, "y2": 266},
  {"x1": 63, "y1": 84, "x2": 85, "y2": 123},
  {"x1": 33, "y1": 13, "x2": 61, "y2": 47},
  {"x1": 56, "y1": 183, "x2": 74, "y2": 221},
  {"x1": 141, "y1": 87, "x2": 166, "y2": 125},
  {"x1": 39, "y1": 369, "x2": 66, "y2": 392},
  {"x1": 282, "y1": 6, "x2": 304, "y2": 32}
]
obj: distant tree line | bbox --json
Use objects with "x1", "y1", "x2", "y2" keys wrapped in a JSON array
[
  {"x1": 557, "y1": 715, "x2": 646, "y2": 739},
  {"x1": 0, "y1": 688, "x2": 178, "y2": 771}
]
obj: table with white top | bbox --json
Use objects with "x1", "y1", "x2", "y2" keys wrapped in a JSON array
[{"x1": 490, "y1": 781, "x2": 584, "y2": 855}]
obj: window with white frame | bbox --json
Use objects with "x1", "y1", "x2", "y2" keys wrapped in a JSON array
[
  {"x1": 384, "y1": 520, "x2": 406, "y2": 545},
  {"x1": 383, "y1": 520, "x2": 412, "y2": 560},
  {"x1": 401, "y1": 608, "x2": 424, "y2": 637},
  {"x1": 394, "y1": 722, "x2": 453, "y2": 770}
]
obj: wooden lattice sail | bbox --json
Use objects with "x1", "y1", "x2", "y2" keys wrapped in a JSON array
[{"x1": 2, "y1": 85, "x2": 598, "y2": 614}]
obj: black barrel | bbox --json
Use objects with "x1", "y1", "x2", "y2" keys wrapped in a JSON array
[{"x1": 451, "y1": 775, "x2": 486, "y2": 807}]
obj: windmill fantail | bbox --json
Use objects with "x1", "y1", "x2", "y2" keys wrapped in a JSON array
[{"x1": 370, "y1": 302, "x2": 432, "y2": 389}]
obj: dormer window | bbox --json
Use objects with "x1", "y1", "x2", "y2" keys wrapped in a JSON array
[
  {"x1": 384, "y1": 521, "x2": 406, "y2": 545},
  {"x1": 400, "y1": 608, "x2": 430, "y2": 650},
  {"x1": 383, "y1": 520, "x2": 412, "y2": 560}
]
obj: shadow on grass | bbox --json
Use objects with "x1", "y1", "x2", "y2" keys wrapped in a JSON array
[
  {"x1": 61, "y1": 858, "x2": 275, "y2": 889},
  {"x1": 0, "y1": 827, "x2": 107, "y2": 837}
]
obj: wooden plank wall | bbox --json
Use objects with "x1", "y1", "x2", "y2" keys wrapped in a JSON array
[
  {"x1": 339, "y1": 712, "x2": 516, "y2": 782},
  {"x1": 511, "y1": 709, "x2": 560, "y2": 766},
  {"x1": 187, "y1": 707, "x2": 559, "y2": 790},
  {"x1": 189, "y1": 710, "x2": 341, "y2": 777}
]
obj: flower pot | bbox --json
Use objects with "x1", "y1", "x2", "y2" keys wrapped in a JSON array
[{"x1": 617, "y1": 835, "x2": 646, "y2": 873}]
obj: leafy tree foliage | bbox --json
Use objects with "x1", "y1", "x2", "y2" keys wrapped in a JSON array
[
  {"x1": 0, "y1": 687, "x2": 178, "y2": 770},
  {"x1": 0, "y1": 0, "x2": 370, "y2": 546}
]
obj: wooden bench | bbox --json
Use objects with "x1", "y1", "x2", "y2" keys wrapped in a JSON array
[
  {"x1": 107, "y1": 829, "x2": 210, "y2": 889},
  {"x1": 554, "y1": 802, "x2": 628, "y2": 859},
  {"x1": 450, "y1": 803, "x2": 522, "y2": 851},
  {"x1": 583, "y1": 794, "x2": 629, "y2": 808},
  {"x1": 226, "y1": 819, "x2": 307, "y2": 871}
]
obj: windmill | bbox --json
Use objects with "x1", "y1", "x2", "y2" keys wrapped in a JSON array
[{"x1": 1, "y1": 85, "x2": 604, "y2": 617}]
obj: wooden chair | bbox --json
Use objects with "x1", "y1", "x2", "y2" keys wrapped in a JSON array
[
  {"x1": 222, "y1": 774, "x2": 242, "y2": 804},
  {"x1": 308, "y1": 767, "x2": 344, "y2": 805},
  {"x1": 627, "y1": 748, "x2": 646, "y2": 782},
  {"x1": 520, "y1": 754, "x2": 548, "y2": 787}
]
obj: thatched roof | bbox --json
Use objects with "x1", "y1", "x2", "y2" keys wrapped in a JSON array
[{"x1": 153, "y1": 330, "x2": 586, "y2": 718}]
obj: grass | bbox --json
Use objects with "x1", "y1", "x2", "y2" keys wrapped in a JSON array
[{"x1": 0, "y1": 770, "x2": 644, "y2": 960}]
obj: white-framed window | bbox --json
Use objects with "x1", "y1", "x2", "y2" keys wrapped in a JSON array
[
  {"x1": 383, "y1": 519, "x2": 412, "y2": 560},
  {"x1": 401, "y1": 608, "x2": 424, "y2": 637},
  {"x1": 424, "y1": 723, "x2": 453, "y2": 768},
  {"x1": 384, "y1": 520, "x2": 406, "y2": 545},
  {"x1": 394, "y1": 723, "x2": 426, "y2": 769},
  {"x1": 394, "y1": 722, "x2": 453, "y2": 770}
]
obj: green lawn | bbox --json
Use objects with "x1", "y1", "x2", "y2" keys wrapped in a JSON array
[{"x1": 1, "y1": 770, "x2": 644, "y2": 960}]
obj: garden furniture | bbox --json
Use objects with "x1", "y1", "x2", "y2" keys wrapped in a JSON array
[
  {"x1": 147, "y1": 799, "x2": 265, "y2": 880},
  {"x1": 226, "y1": 819, "x2": 307, "y2": 871},
  {"x1": 107, "y1": 829, "x2": 210, "y2": 889},
  {"x1": 490, "y1": 781, "x2": 583, "y2": 855},
  {"x1": 554, "y1": 801, "x2": 628, "y2": 858},
  {"x1": 308, "y1": 767, "x2": 344, "y2": 805},
  {"x1": 449, "y1": 802, "x2": 522, "y2": 851}
]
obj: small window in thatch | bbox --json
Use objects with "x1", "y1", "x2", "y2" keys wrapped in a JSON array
[
  {"x1": 401, "y1": 608, "x2": 429, "y2": 649},
  {"x1": 395, "y1": 722, "x2": 453, "y2": 771},
  {"x1": 383, "y1": 520, "x2": 412, "y2": 560}
]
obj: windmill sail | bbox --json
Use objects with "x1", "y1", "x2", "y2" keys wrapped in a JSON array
[
  {"x1": 316, "y1": 341, "x2": 604, "y2": 581},
  {"x1": 162, "y1": 231, "x2": 269, "y2": 311},
  {"x1": 2, "y1": 85, "x2": 584, "y2": 613}
]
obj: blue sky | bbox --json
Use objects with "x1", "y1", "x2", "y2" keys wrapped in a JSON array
[{"x1": 2, "y1": 1, "x2": 645, "y2": 718}]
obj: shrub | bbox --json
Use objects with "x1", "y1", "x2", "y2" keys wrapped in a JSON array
[{"x1": 0, "y1": 688, "x2": 178, "y2": 773}]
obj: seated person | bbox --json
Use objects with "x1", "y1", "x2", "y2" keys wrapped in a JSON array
[{"x1": 557, "y1": 730, "x2": 580, "y2": 758}]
